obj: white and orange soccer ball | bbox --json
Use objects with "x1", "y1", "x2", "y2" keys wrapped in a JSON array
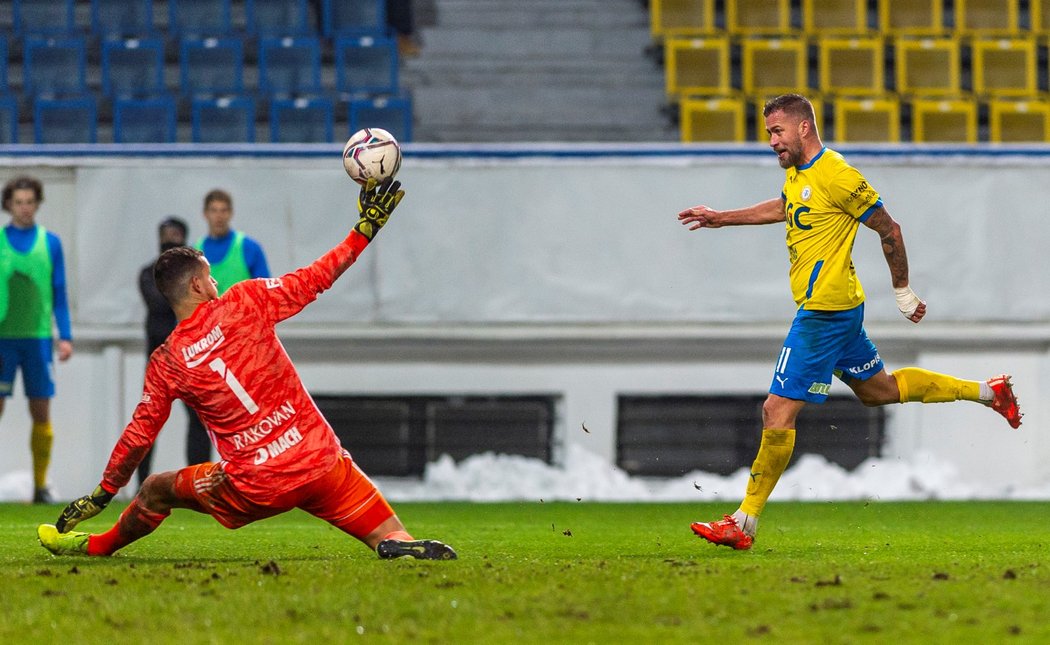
[{"x1": 342, "y1": 127, "x2": 402, "y2": 186}]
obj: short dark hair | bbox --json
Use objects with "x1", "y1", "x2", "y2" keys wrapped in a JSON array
[
  {"x1": 2, "y1": 175, "x2": 44, "y2": 212},
  {"x1": 158, "y1": 216, "x2": 188, "y2": 238},
  {"x1": 203, "y1": 189, "x2": 232, "y2": 210},
  {"x1": 762, "y1": 94, "x2": 816, "y2": 125},
  {"x1": 154, "y1": 246, "x2": 206, "y2": 305}
]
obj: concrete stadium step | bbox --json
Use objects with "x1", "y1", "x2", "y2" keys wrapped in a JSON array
[
  {"x1": 404, "y1": 0, "x2": 669, "y2": 142},
  {"x1": 422, "y1": 123, "x2": 677, "y2": 142},
  {"x1": 403, "y1": 59, "x2": 664, "y2": 90},
  {"x1": 412, "y1": 85, "x2": 668, "y2": 127},
  {"x1": 434, "y1": 0, "x2": 649, "y2": 29},
  {"x1": 419, "y1": 27, "x2": 652, "y2": 60}
]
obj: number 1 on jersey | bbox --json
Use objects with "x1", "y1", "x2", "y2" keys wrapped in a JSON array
[{"x1": 208, "y1": 357, "x2": 259, "y2": 414}]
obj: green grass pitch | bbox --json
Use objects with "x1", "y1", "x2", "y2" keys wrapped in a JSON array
[{"x1": 2, "y1": 500, "x2": 1049, "y2": 643}]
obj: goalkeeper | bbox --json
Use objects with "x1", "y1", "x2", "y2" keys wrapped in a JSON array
[
  {"x1": 678, "y1": 94, "x2": 1022, "y2": 551},
  {"x1": 38, "y1": 178, "x2": 456, "y2": 561}
]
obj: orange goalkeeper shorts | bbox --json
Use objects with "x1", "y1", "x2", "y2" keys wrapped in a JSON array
[{"x1": 173, "y1": 455, "x2": 395, "y2": 540}]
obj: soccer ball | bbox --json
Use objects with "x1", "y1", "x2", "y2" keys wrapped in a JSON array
[{"x1": 342, "y1": 128, "x2": 402, "y2": 186}]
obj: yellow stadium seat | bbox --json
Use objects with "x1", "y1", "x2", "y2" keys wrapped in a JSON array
[
  {"x1": 833, "y1": 97, "x2": 900, "y2": 142},
  {"x1": 818, "y1": 37, "x2": 885, "y2": 95},
  {"x1": 802, "y1": 0, "x2": 868, "y2": 34},
  {"x1": 894, "y1": 37, "x2": 960, "y2": 96},
  {"x1": 911, "y1": 99, "x2": 977, "y2": 142},
  {"x1": 954, "y1": 0, "x2": 1020, "y2": 35},
  {"x1": 726, "y1": 0, "x2": 792, "y2": 35},
  {"x1": 988, "y1": 100, "x2": 1050, "y2": 142},
  {"x1": 971, "y1": 38, "x2": 1037, "y2": 97},
  {"x1": 650, "y1": 0, "x2": 718, "y2": 39},
  {"x1": 680, "y1": 98, "x2": 746, "y2": 142},
  {"x1": 878, "y1": 0, "x2": 943, "y2": 35},
  {"x1": 1032, "y1": 0, "x2": 1050, "y2": 34},
  {"x1": 741, "y1": 38, "x2": 807, "y2": 95},
  {"x1": 664, "y1": 37, "x2": 731, "y2": 97},
  {"x1": 753, "y1": 96, "x2": 824, "y2": 141}
]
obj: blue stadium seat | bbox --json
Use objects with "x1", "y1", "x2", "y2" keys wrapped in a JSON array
[
  {"x1": 246, "y1": 0, "x2": 311, "y2": 37},
  {"x1": 270, "y1": 97, "x2": 334, "y2": 143},
  {"x1": 322, "y1": 0, "x2": 385, "y2": 38},
  {"x1": 169, "y1": 0, "x2": 233, "y2": 38},
  {"x1": 0, "y1": 37, "x2": 8, "y2": 93},
  {"x1": 180, "y1": 38, "x2": 245, "y2": 97},
  {"x1": 334, "y1": 36, "x2": 400, "y2": 96},
  {"x1": 258, "y1": 37, "x2": 322, "y2": 96},
  {"x1": 91, "y1": 0, "x2": 155, "y2": 40},
  {"x1": 102, "y1": 39, "x2": 166, "y2": 98},
  {"x1": 23, "y1": 37, "x2": 88, "y2": 98},
  {"x1": 0, "y1": 95, "x2": 17, "y2": 144},
  {"x1": 191, "y1": 96, "x2": 256, "y2": 143},
  {"x1": 14, "y1": 0, "x2": 76, "y2": 36},
  {"x1": 113, "y1": 96, "x2": 177, "y2": 143},
  {"x1": 34, "y1": 97, "x2": 97, "y2": 144},
  {"x1": 348, "y1": 96, "x2": 412, "y2": 143}
]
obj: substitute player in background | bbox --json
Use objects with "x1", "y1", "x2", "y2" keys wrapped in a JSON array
[
  {"x1": 0, "y1": 176, "x2": 73, "y2": 504},
  {"x1": 190, "y1": 189, "x2": 271, "y2": 466},
  {"x1": 678, "y1": 94, "x2": 1021, "y2": 551},
  {"x1": 38, "y1": 178, "x2": 456, "y2": 561}
]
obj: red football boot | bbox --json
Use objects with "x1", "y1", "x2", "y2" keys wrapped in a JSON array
[
  {"x1": 691, "y1": 514, "x2": 753, "y2": 550},
  {"x1": 987, "y1": 374, "x2": 1022, "y2": 429}
]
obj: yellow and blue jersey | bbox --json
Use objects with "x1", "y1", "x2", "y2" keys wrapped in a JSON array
[{"x1": 781, "y1": 147, "x2": 882, "y2": 311}]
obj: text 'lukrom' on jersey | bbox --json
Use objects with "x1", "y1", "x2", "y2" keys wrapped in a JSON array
[
  {"x1": 102, "y1": 231, "x2": 371, "y2": 503},
  {"x1": 781, "y1": 147, "x2": 882, "y2": 311}
]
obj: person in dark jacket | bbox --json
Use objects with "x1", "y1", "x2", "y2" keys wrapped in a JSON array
[{"x1": 136, "y1": 216, "x2": 208, "y2": 487}]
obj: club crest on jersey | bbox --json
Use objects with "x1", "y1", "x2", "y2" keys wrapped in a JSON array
[
  {"x1": 801, "y1": 185, "x2": 812, "y2": 201},
  {"x1": 265, "y1": 278, "x2": 282, "y2": 289},
  {"x1": 182, "y1": 325, "x2": 225, "y2": 368}
]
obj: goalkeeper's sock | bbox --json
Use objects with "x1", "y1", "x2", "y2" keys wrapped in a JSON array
[
  {"x1": 892, "y1": 367, "x2": 982, "y2": 404},
  {"x1": 738, "y1": 428, "x2": 796, "y2": 528},
  {"x1": 380, "y1": 530, "x2": 414, "y2": 542},
  {"x1": 30, "y1": 421, "x2": 53, "y2": 490},
  {"x1": 87, "y1": 500, "x2": 170, "y2": 556}
]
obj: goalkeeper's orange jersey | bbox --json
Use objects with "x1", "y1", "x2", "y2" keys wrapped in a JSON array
[{"x1": 101, "y1": 230, "x2": 371, "y2": 504}]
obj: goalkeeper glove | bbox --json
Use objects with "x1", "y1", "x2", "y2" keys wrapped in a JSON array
[
  {"x1": 355, "y1": 177, "x2": 405, "y2": 241},
  {"x1": 55, "y1": 484, "x2": 114, "y2": 533}
]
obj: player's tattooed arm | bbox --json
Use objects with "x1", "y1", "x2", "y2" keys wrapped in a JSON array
[
  {"x1": 864, "y1": 205, "x2": 926, "y2": 322},
  {"x1": 864, "y1": 206, "x2": 909, "y2": 287}
]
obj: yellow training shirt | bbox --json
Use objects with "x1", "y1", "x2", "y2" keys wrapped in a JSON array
[{"x1": 781, "y1": 147, "x2": 882, "y2": 310}]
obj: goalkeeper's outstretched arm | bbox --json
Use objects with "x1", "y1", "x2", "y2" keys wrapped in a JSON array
[{"x1": 55, "y1": 484, "x2": 115, "y2": 533}]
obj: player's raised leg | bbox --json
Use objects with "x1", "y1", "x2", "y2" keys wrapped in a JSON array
[{"x1": 852, "y1": 367, "x2": 1022, "y2": 428}]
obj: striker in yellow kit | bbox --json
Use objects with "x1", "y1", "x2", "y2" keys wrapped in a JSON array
[
  {"x1": 781, "y1": 146, "x2": 882, "y2": 311},
  {"x1": 771, "y1": 147, "x2": 886, "y2": 402}
]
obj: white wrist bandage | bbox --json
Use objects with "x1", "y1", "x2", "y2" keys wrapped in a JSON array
[{"x1": 894, "y1": 286, "x2": 922, "y2": 317}]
